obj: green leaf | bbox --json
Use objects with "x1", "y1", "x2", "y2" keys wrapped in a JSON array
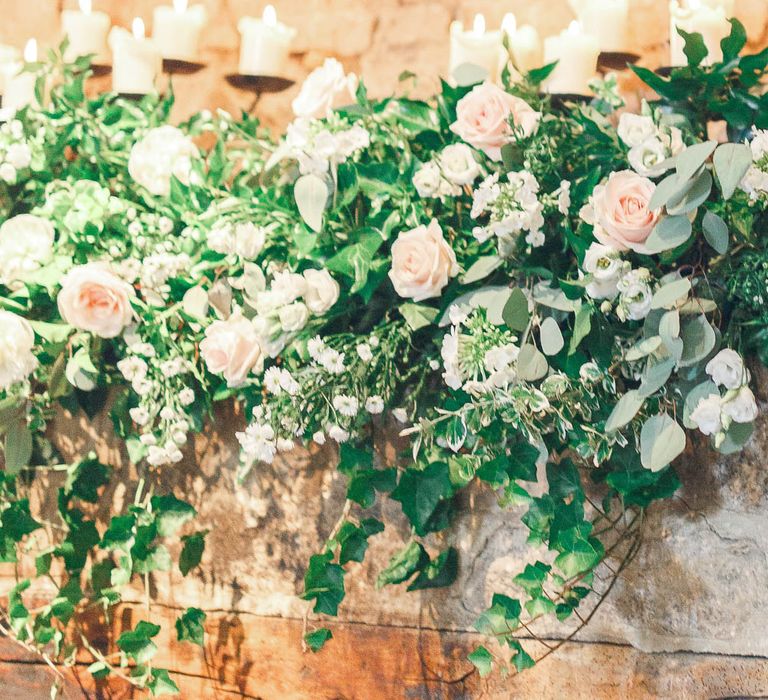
[
  {"x1": 666, "y1": 169, "x2": 712, "y2": 216},
  {"x1": 304, "y1": 627, "x2": 333, "y2": 653},
  {"x1": 179, "y1": 531, "x2": 207, "y2": 576},
  {"x1": 468, "y1": 646, "x2": 493, "y2": 677},
  {"x1": 721, "y1": 18, "x2": 747, "y2": 62},
  {"x1": 517, "y1": 344, "x2": 548, "y2": 382},
  {"x1": 502, "y1": 287, "x2": 530, "y2": 332},
  {"x1": 294, "y1": 174, "x2": 328, "y2": 232},
  {"x1": 29, "y1": 321, "x2": 73, "y2": 344},
  {"x1": 513, "y1": 562, "x2": 550, "y2": 595},
  {"x1": 605, "y1": 390, "x2": 644, "y2": 433},
  {"x1": 475, "y1": 593, "x2": 521, "y2": 636},
  {"x1": 569, "y1": 304, "x2": 592, "y2": 355},
  {"x1": 510, "y1": 641, "x2": 536, "y2": 672},
  {"x1": 3, "y1": 421, "x2": 33, "y2": 474},
  {"x1": 554, "y1": 526, "x2": 604, "y2": 578},
  {"x1": 702, "y1": 210, "x2": 729, "y2": 254},
  {"x1": 376, "y1": 541, "x2": 428, "y2": 589},
  {"x1": 452, "y1": 62, "x2": 488, "y2": 87},
  {"x1": 151, "y1": 493, "x2": 196, "y2": 538},
  {"x1": 399, "y1": 303, "x2": 439, "y2": 331},
  {"x1": 176, "y1": 607, "x2": 206, "y2": 646},
  {"x1": 65, "y1": 458, "x2": 111, "y2": 503},
  {"x1": 677, "y1": 27, "x2": 709, "y2": 67},
  {"x1": 302, "y1": 552, "x2": 345, "y2": 615},
  {"x1": 390, "y1": 462, "x2": 453, "y2": 536},
  {"x1": 461, "y1": 255, "x2": 503, "y2": 284},
  {"x1": 644, "y1": 216, "x2": 692, "y2": 254},
  {"x1": 346, "y1": 468, "x2": 396, "y2": 508},
  {"x1": 713, "y1": 142, "x2": 752, "y2": 200},
  {"x1": 640, "y1": 414, "x2": 686, "y2": 471},
  {"x1": 650, "y1": 278, "x2": 691, "y2": 310},
  {"x1": 675, "y1": 140, "x2": 716, "y2": 182},
  {"x1": 639, "y1": 357, "x2": 676, "y2": 397},
  {"x1": 147, "y1": 669, "x2": 180, "y2": 697},
  {"x1": 678, "y1": 314, "x2": 716, "y2": 368},
  {"x1": 626, "y1": 335, "x2": 663, "y2": 362},
  {"x1": 407, "y1": 547, "x2": 458, "y2": 591},
  {"x1": 117, "y1": 621, "x2": 161, "y2": 665},
  {"x1": 539, "y1": 317, "x2": 564, "y2": 356},
  {"x1": 338, "y1": 518, "x2": 384, "y2": 565},
  {"x1": 1, "y1": 500, "x2": 42, "y2": 540}
]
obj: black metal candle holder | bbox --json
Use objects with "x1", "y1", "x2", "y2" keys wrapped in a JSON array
[
  {"x1": 225, "y1": 73, "x2": 296, "y2": 112},
  {"x1": 163, "y1": 59, "x2": 206, "y2": 76},
  {"x1": 597, "y1": 51, "x2": 641, "y2": 72}
]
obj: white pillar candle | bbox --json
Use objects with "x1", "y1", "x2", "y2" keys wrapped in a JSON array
[
  {"x1": 109, "y1": 19, "x2": 162, "y2": 95},
  {"x1": 61, "y1": 0, "x2": 111, "y2": 63},
  {"x1": 0, "y1": 44, "x2": 20, "y2": 95},
  {"x1": 152, "y1": 0, "x2": 207, "y2": 61},
  {"x1": 568, "y1": 0, "x2": 629, "y2": 52},
  {"x1": 670, "y1": 0, "x2": 733, "y2": 66},
  {"x1": 238, "y1": 5, "x2": 297, "y2": 77},
  {"x1": 543, "y1": 21, "x2": 600, "y2": 94},
  {"x1": 501, "y1": 13, "x2": 543, "y2": 75},
  {"x1": 3, "y1": 40, "x2": 38, "y2": 113},
  {"x1": 449, "y1": 14, "x2": 503, "y2": 83}
]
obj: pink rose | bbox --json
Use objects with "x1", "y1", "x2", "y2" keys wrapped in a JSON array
[
  {"x1": 450, "y1": 82, "x2": 540, "y2": 161},
  {"x1": 587, "y1": 170, "x2": 660, "y2": 253},
  {"x1": 57, "y1": 263, "x2": 135, "y2": 339},
  {"x1": 389, "y1": 219, "x2": 459, "y2": 301},
  {"x1": 200, "y1": 311, "x2": 263, "y2": 387}
]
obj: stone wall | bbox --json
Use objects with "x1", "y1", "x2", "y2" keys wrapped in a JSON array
[{"x1": 1, "y1": 0, "x2": 767, "y2": 130}]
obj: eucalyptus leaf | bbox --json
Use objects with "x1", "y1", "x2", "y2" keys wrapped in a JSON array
[
  {"x1": 701, "y1": 210, "x2": 729, "y2": 254},
  {"x1": 294, "y1": 174, "x2": 329, "y2": 232},
  {"x1": 666, "y1": 169, "x2": 712, "y2": 216},
  {"x1": 539, "y1": 317, "x2": 564, "y2": 356},
  {"x1": 4, "y1": 421, "x2": 33, "y2": 474},
  {"x1": 674, "y1": 140, "x2": 716, "y2": 182},
  {"x1": 452, "y1": 62, "x2": 488, "y2": 87},
  {"x1": 502, "y1": 287, "x2": 530, "y2": 332},
  {"x1": 399, "y1": 303, "x2": 439, "y2": 331},
  {"x1": 460, "y1": 255, "x2": 503, "y2": 284},
  {"x1": 644, "y1": 215, "x2": 692, "y2": 254},
  {"x1": 517, "y1": 344, "x2": 548, "y2": 382},
  {"x1": 626, "y1": 335, "x2": 663, "y2": 362},
  {"x1": 678, "y1": 314, "x2": 716, "y2": 367},
  {"x1": 640, "y1": 414, "x2": 686, "y2": 471},
  {"x1": 604, "y1": 390, "x2": 644, "y2": 433},
  {"x1": 650, "y1": 278, "x2": 691, "y2": 310},
  {"x1": 639, "y1": 357, "x2": 676, "y2": 397},
  {"x1": 182, "y1": 286, "x2": 209, "y2": 319},
  {"x1": 532, "y1": 283, "x2": 579, "y2": 312},
  {"x1": 713, "y1": 142, "x2": 752, "y2": 200}
]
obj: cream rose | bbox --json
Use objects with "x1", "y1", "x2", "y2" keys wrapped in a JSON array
[
  {"x1": 705, "y1": 349, "x2": 746, "y2": 390},
  {"x1": 588, "y1": 170, "x2": 660, "y2": 253},
  {"x1": 0, "y1": 214, "x2": 56, "y2": 287},
  {"x1": 722, "y1": 386, "x2": 758, "y2": 424},
  {"x1": 200, "y1": 311, "x2": 263, "y2": 387},
  {"x1": 0, "y1": 310, "x2": 37, "y2": 390},
  {"x1": 690, "y1": 394, "x2": 722, "y2": 436},
  {"x1": 57, "y1": 263, "x2": 135, "y2": 339},
  {"x1": 303, "y1": 268, "x2": 340, "y2": 314},
  {"x1": 450, "y1": 82, "x2": 540, "y2": 161},
  {"x1": 389, "y1": 219, "x2": 458, "y2": 301},
  {"x1": 617, "y1": 113, "x2": 656, "y2": 148},
  {"x1": 291, "y1": 58, "x2": 357, "y2": 120},
  {"x1": 278, "y1": 301, "x2": 310, "y2": 332},
  {"x1": 128, "y1": 125, "x2": 199, "y2": 197},
  {"x1": 439, "y1": 143, "x2": 481, "y2": 185}
]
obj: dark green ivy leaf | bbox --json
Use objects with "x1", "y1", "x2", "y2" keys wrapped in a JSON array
[
  {"x1": 407, "y1": 547, "x2": 458, "y2": 591},
  {"x1": 179, "y1": 530, "x2": 207, "y2": 576},
  {"x1": 151, "y1": 493, "x2": 196, "y2": 538},
  {"x1": 390, "y1": 462, "x2": 453, "y2": 536},
  {"x1": 147, "y1": 668, "x2": 180, "y2": 696},
  {"x1": 117, "y1": 621, "x2": 161, "y2": 665},
  {"x1": 176, "y1": 607, "x2": 206, "y2": 646},
  {"x1": 304, "y1": 627, "x2": 333, "y2": 653},
  {"x1": 302, "y1": 551, "x2": 346, "y2": 616}
]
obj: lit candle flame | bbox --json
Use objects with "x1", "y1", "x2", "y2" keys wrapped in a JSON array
[
  {"x1": 79, "y1": 0, "x2": 92, "y2": 14},
  {"x1": 132, "y1": 17, "x2": 146, "y2": 40},
  {"x1": 501, "y1": 13, "x2": 517, "y2": 36},
  {"x1": 263, "y1": 4, "x2": 277, "y2": 25},
  {"x1": 566, "y1": 19, "x2": 582, "y2": 35},
  {"x1": 173, "y1": 0, "x2": 188, "y2": 12},
  {"x1": 23, "y1": 38, "x2": 37, "y2": 63},
  {"x1": 472, "y1": 13, "x2": 486, "y2": 35}
]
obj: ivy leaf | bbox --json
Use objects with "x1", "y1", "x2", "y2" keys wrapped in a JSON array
[
  {"x1": 346, "y1": 468, "x2": 396, "y2": 508},
  {"x1": 1, "y1": 500, "x2": 42, "y2": 540},
  {"x1": 713, "y1": 142, "x2": 752, "y2": 200},
  {"x1": 554, "y1": 525, "x2": 604, "y2": 578},
  {"x1": 117, "y1": 621, "x2": 161, "y2": 665},
  {"x1": 176, "y1": 607, "x2": 206, "y2": 646},
  {"x1": 468, "y1": 646, "x2": 493, "y2": 677},
  {"x1": 390, "y1": 462, "x2": 453, "y2": 536},
  {"x1": 179, "y1": 531, "x2": 207, "y2": 576},
  {"x1": 407, "y1": 547, "x2": 458, "y2": 591},
  {"x1": 376, "y1": 541, "x2": 428, "y2": 589},
  {"x1": 304, "y1": 627, "x2": 332, "y2": 653},
  {"x1": 399, "y1": 303, "x2": 439, "y2": 331},
  {"x1": 147, "y1": 669, "x2": 180, "y2": 697},
  {"x1": 640, "y1": 414, "x2": 686, "y2": 471},
  {"x1": 720, "y1": 18, "x2": 748, "y2": 62},
  {"x1": 301, "y1": 552, "x2": 345, "y2": 615},
  {"x1": 65, "y1": 458, "x2": 111, "y2": 503},
  {"x1": 513, "y1": 562, "x2": 550, "y2": 595},
  {"x1": 294, "y1": 173, "x2": 328, "y2": 232},
  {"x1": 678, "y1": 27, "x2": 709, "y2": 67},
  {"x1": 510, "y1": 640, "x2": 536, "y2": 672},
  {"x1": 151, "y1": 493, "x2": 196, "y2": 538},
  {"x1": 338, "y1": 518, "x2": 384, "y2": 565}
]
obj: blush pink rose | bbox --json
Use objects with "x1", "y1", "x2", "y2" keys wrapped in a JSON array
[
  {"x1": 200, "y1": 311, "x2": 263, "y2": 387},
  {"x1": 450, "y1": 82, "x2": 541, "y2": 161},
  {"x1": 587, "y1": 170, "x2": 661, "y2": 253},
  {"x1": 389, "y1": 219, "x2": 459, "y2": 301},
  {"x1": 57, "y1": 263, "x2": 135, "y2": 338}
]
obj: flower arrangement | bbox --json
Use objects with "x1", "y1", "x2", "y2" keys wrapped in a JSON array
[{"x1": 0, "y1": 21, "x2": 766, "y2": 693}]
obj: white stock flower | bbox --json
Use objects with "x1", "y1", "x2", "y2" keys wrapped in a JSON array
[
  {"x1": 0, "y1": 310, "x2": 37, "y2": 389},
  {"x1": 617, "y1": 113, "x2": 656, "y2": 148},
  {"x1": 413, "y1": 162, "x2": 442, "y2": 198},
  {"x1": 128, "y1": 125, "x2": 199, "y2": 197},
  {"x1": 271, "y1": 270, "x2": 307, "y2": 304},
  {"x1": 0, "y1": 215, "x2": 56, "y2": 287},
  {"x1": 278, "y1": 301, "x2": 310, "y2": 332},
  {"x1": 706, "y1": 349, "x2": 746, "y2": 390},
  {"x1": 582, "y1": 242, "x2": 622, "y2": 300},
  {"x1": 129, "y1": 407, "x2": 150, "y2": 426},
  {"x1": 302, "y1": 269, "x2": 339, "y2": 314},
  {"x1": 690, "y1": 394, "x2": 723, "y2": 436},
  {"x1": 6, "y1": 143, "x2": 31, "y2": 169},
  {"x1": 722, "y1": 386, "x2": 758, "y2": 424},
  {"x1": 439, "y1": 143, "x2": 481, "y2": 186}
]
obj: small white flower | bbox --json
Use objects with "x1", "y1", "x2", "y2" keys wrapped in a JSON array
[
  {"x1": 617, "y1": 268, "x2": 652, "y2": 321},
  {"x1": 117, "y1": 356, "x2": 148, "y2": 382},
  {"x1": 328, "y1": 424, "x2": 350, "y2": 443},
  {"x1": 178, "y1": 387, "x2": 195, "y2": 406},
  {"x1": 690, "y1": 394, "x2": 723, "y2": 436},
  {"x1": 439, "y1": 143, "x2": 481, "y2": 186},
  {"x1": 234, "y1": 222, "x2": 266, "y2": 260},
  {"x1": 706, "y1": 349, "x2": 746, "y2": 390},
  {"x1": 158, "y1": 216, "x2": 174, "y2": 234},
  {"x1": 556, "y1": 180, "x2": 571, "y2": 215},
  {"x1": 356, "y1": 343, "x2": 373, "y2": 362},
  {"x1": 264, "y1": 366, "x2": 284, "y2": 395},
  {"x1": 129, "y1": 407, "x2": 150, "y2": 425},
  {"x1": 721, "y1": 386, "x2": 758, "y2": 424},
  {"x1": 0, "y1": 310, "x2": 37, "y2": 390},
  {"x1": 278, "y1": 301, "x2": 310, "y2": 332},
  {"x1": 307, "y1": 336, "x2": 326, "y2": 360},
  {"x1": 6, "y1": 143, "x2": 31, "y2": 170},
  {"x1": 208, "y1": 224, "x2": 235, "y2": 255},
  {"x1": 313, "y1": 431, "x2": 326, "y2": 445},
  {"x1": 277, "y1": 437, "x2": 295, "y2": 452},
  {"x1": 365, "y1": 395, "x2": 384, "y2": 414},
  {"x1": 0, "y1": 163, "x2": 16, "y2": 183},
  {"x1": 140, "y1": 433, "x2": 157, "y2": 446},
  {"x1": 333, "y1": 394, "x2": 360, "y2": 417},
  {"x1": 159, "y1": 406, "x2": 176, "y2": 421},
  {"x1": 392, "y1": 407, "x2": 408, "y2": 423}
]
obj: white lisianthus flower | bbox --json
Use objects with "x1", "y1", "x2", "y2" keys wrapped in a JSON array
[
  {"x1": 413, "y1": 162, "x2": 442, "y2": 198},
  {"x1": 628, "y1": 137, "x2": 668, "y2": 177},
  {"x1": 690, "y1": 394, "x2": 723, "y2": 436},
  {"x1": 0, "y1": 310, "x2": 37, "y2": 389},
  {"x1": 333, "y1": 394, "x2": 359, "y2": 417},
  {"x1": 128, "y1": 125, "x2": 199, "y2": 197},
  {"x1": 200, "y1": 310, "x2": 264, "y2": 387},
  {"x1": 617, "y1": 268, "x2": 652, "y2": 321},
  {"x1": 233, "y1": 223, "x2": 266, "y2": 260},
  {"x1": 365, "y1": 395, "x2": 384, "y2": 414},
  {"x1": 291, "y1": 58, "x2": 357, "y2": 120},
  {"x1": 302, "y1": 268, "x2": 340, "y2": 314},
  {"x1": 271, "y1": 270, "x2": 307, "y2": 305},
  {"x1": 0, "y1": 214, "x2": 55, "y2": 287},
  {"x1": 278, "y1": 301, "x2": 310, "y2": 332},
  {"x1": 722, "y1": 386, "x2": 758, "y2": 424},
  {"x1": 582, "y1": 242, "x2": 622, "y2": 300},
  {"x1": 617, "y1": 113, "x2": 656, "y2": 148},
  {"x1": 439, "y1": 143, "x2": 481, "y2": 186},
  {"x1": 706, "y1": 349, "x2": 746, "y2": 390}
]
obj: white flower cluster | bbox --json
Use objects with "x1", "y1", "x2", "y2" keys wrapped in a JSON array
[
  {"x1": 739, "y1": 128, "x2": 768, "y2": 200},
  {"x1": 617, "y1": 112, "x2": 685, "y2": 177},
  {"x1": 139, "y1": 251, "x2": 192, "y2": 305},
  {"x1": 128, "y1": 125, "x2": 199, "y2": 197},
  {"x1": 412, "y1": 143, "x2": 481, "y2": 199},
  {"x1": 283, "y1": 118, "x2": 370, "y2": 177},
  {"x1": 207, "y1": 221, "x2": 269, "y2": 260},
  {"x1": 470, "y1": 171, "x2": 553, "y2": 253},
  {"x1": 0, "y1": 310, "x2": 37, "y2": 390},
  {"x1": 580, "y1": 242, "x2": 653, "y2": 321},
  {"x1": 0, "y1": 214, "x2": 55, "y2": 289},
  {"x1": 0, "y1": 119, "x2": 38, "y2": 185},
  {"x1": 690, "y1": 349, "x2": 759, "y2": 439}
]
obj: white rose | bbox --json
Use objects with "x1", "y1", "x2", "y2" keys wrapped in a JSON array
[
  {"x1": 291, "y1": 58, "x2": 357, "y2": 120},
  {"x1": 278, "y1": 301, "x2": 310, "y2": 332},
  {"x1": 271, "y1": 270, "x2": 307, "y2": 305},
  {"x1": 722, "y1": 386, "x2": 759, "y2": 424},
  {"x1": 628, "y1": 137, "x2": 668, "y2": 177},
  {"x1": 6, "y1": 143, "x2": 31, "y2": 169},
  {"x1": 0, "y1": 310, "x2": 37, "y2": 390},
  {"x1": 582, "y1": 242, "x2": 622, "y2": 300},
  {"x1": 413, "y1": 162, "x2": 442, "y2": 198},
  {"x1": 128, "y1": 125, "x2": 199, "y2": 197},
  {"x1": 199, "y1": 310, "x2": 263, "y2": 387},
  {"x1": 617, "y1": 113, "x2": 656, "y2": 148},
  {"x1": 0, "y1": 163, "x2": 16, "y2": 183},
  {"x1": 208, "y1": 224, "x2": 234, "y2": 254},
  {"x1": 690, "y1": 394, "x2": 723, "y2": 436},
  {"x1": 705, "y1": 349, "x2": 746, "y2": 390},
  {"x1": 0, "y1": 214, "x2": 55, "y2": 287},
  {"x1": 234, "y1": 222, "x2": 266, "y2": 259},
  {"x1": 302, "y1": 269, "x2": 339, "y2": 314},
  {"x1": 439, "y1": 143, "x2": 481, "y2": 186}
]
